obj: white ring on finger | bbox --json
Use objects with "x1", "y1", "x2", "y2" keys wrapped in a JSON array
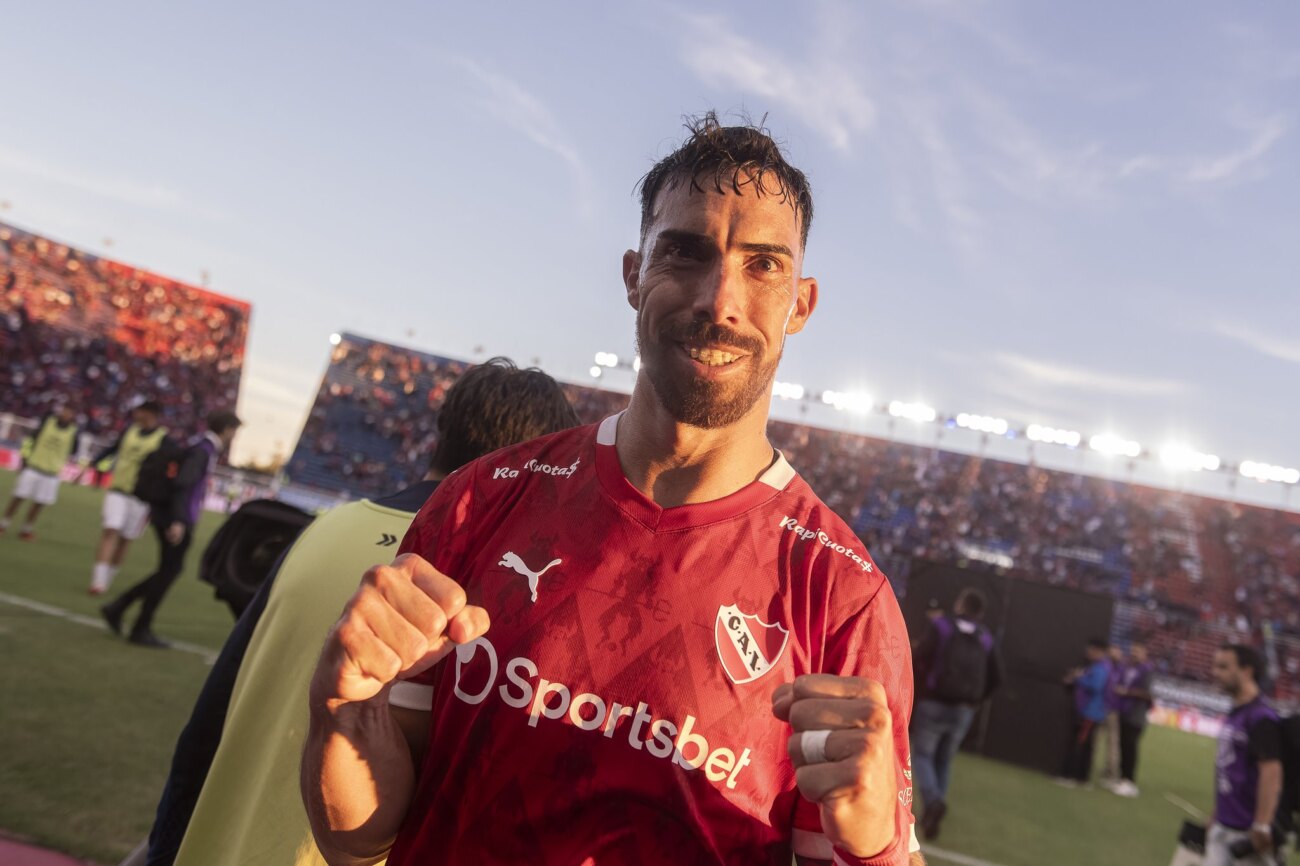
[{"x1": 800, "y1": 728, "x2": 833, "y2": 764}]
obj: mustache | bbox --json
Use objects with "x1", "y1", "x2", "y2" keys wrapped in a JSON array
[{"x1": 659, "y1": 320, "x2": 762, "y2": 356}]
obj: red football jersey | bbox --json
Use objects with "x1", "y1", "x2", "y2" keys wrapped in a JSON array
[{"x1": 388, "y1": 415, "x2": 917, "y2": 865}]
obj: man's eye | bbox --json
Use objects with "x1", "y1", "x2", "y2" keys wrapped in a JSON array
[{"x1": 752, "y1": 256, "x2": 782, "y2": 273}]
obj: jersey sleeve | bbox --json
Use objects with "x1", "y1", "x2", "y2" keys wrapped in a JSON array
[
  {"x1": 396, "y1": 463, "x2": 482, "y2": 690},
  {"x1": 793, "y1": 566, "x2": 918, "y2": 866},
  {"x1": 1249, "y1": 716, "x2": 1283, "y2": 763}
]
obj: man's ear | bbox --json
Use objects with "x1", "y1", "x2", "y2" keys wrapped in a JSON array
[
  {"x1": 785, "y1": 276, "x2": 819, "y2": 335},
  {"x1": 623, "y1": 249, "x2": 642, "y2": 311}
]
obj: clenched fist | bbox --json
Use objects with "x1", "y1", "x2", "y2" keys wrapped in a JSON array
[
  {"x1": 311, "y1": 553, "x2": 490, "y2": 707},
  {"x1": 773, "y1": 674, "x2": 900, "y2": 860}
]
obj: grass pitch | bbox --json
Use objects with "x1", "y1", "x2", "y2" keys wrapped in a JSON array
[{"x1": 0, "y1": 470, "x2": 1215, "y2": 865}]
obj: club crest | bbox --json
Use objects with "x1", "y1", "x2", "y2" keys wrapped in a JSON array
[{"x1": 714, "y1": 604, "x2": 789, "y2": 685}]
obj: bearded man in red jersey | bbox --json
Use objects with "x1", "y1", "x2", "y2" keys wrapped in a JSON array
[{"x1": 303, "y1": 113, "x2": 923, "y2": 866}]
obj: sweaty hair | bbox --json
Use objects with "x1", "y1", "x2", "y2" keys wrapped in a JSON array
[
  {"x1": 429, "y1": 357, "x2": 581, "y2": 476},
  {"x1": 637, "y1": 111, "x2": 814, "y2": 249},
  {"x1": 207, "y1": 410, "x2": 242, "y2": 435},
  {"x1": 1222, "y1": 643, "x2": 1265, "y2": 682},
  {"x1": 955, "y1": 588, "x2": 987, "y2": 620}
]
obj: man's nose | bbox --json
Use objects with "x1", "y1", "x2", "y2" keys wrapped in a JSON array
[{"x1": 691, "y1": 259, "x2": 744, "y2": 325}]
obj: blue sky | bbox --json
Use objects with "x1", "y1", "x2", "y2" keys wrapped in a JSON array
[{"x1": 1, "y1": 1, "x2": 1297, "y2": 483}]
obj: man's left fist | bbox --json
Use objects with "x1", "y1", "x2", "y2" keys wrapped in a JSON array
[{"x1": 773, "y1": 674, "x2": 899, "y2": 860}]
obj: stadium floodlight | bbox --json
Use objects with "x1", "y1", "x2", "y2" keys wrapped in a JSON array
[
  {"x1": 329, "y1": 333, "x2": 342, "y2": 346},
  {"x1": 956, "y1": 413, "x2": 1009, "y2": 436},
  {"x1": 1159, "y1": 443, "x2": 1221, "y2": 473},
  {"x1": 772, "y1": 381, "x2": 805, "y2": 400},
  {"x1": 1089, "y1": 433, "x2": 1141, "y2": 458},
  {"x1": 589, "y1": 365, "x2": 603, "y2": 378},
  {"x1": 888, "y1": 401, "x2": 937, "y2": 423},
  {"x1": 1027, "y1": 424, "x2": 1082, "y2": 447},
  {"x1": 821, "y1": 390, "x2": 872, "y2": 414},
  {"x1": 1240, "y1": 460, "x2": 1300, "y2": 484},
  {"x1": 632, "y1": 355, "x2": 641, "y2": 372},
  {"x1": 593, "y1": 352, "x2": 619, "y2": 368}
]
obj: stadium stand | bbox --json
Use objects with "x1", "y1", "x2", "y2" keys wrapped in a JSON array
[
  {"x1": 0, "y1": 221, "x2": 249, "y2": 439},
  {"x1": 288, "y1": 333, "x2": 1300, "y2": 701}
]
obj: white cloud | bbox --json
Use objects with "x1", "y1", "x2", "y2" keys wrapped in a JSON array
[
  {"x1": 993, "y1": 351, "x2": 1191, "y2": 396},
  {"x1": 1185, "y1": 114, "x2": 1288, "y2": 183},
  {"x1": 1214, "y1": 322, "x2": 1300, "y2": 365},
  {"x1": 451, "y1": 57, "x2": 596, "y2": 218},
  {"x1": 0, "y1": 145, "x2": 222, "y2": 220},
  {"x1": 675, "y1": 12, "x2": 875, "y2": 152}
]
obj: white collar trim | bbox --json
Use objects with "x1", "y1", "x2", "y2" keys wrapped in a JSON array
[{"x1": 595, "y1": 411, "x2": 795, "y2": 491}]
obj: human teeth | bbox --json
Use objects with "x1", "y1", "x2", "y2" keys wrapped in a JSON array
[{"x1": 687, "y1": 347, "x2": 740, "y2": 366}]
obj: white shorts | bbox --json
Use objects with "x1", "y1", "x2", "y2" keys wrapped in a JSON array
[
  {"x1": 14, "y1": 468, "x2": 61, "y2": 506},
  {"x1": 102, "y1": 491, "x2": 151, "y2": 540}
]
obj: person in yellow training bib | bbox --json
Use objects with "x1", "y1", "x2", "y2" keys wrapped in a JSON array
[
  {"x1": 79, "y1": 400, "x2": 168, "y2": 594},
  {"x1": 143, "y1": 357, "x2": 582, "y2": 866},
  {"x1": 1, "y1": 403, "x2": 80, "y2": 541}
]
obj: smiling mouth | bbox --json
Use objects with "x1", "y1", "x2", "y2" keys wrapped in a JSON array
[{"x1": 683, "y1": 345, "x2": 745, "y2": 367}]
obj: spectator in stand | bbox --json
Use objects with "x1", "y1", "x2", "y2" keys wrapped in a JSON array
[
  {"x1": 0, "y1": 403, "x2": 79, "y2": 540},
  {"x1": 1111, "y1": 643, "x2": 1153, "y2": 798},
  {"x1": 1057, "y1": 638, "x2": 1111, "y2": 788},
  {"x1": 79, "y1": 400, "x2": 169, "y2": 594},
  {"x1": 100, "y1": 410, "x2": 241, "y2": 648},
  {"x1": 1205, "y1": 644, "x2": 1282, "y2": 866},
  {"x1": 910, "y1": 588, "x2": 1002, "y2": 840}
]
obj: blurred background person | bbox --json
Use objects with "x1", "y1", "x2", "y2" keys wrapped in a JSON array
[
  {"x1": 100, "y1": 410, "x2": 241, "y2": 648},
  {"x1": 78, "y1": 399, "x2": 168, "y2": 595},
  {"x1": 1204, "y1": 644, "x2": 1282, "y2": 866},
  {"x1": 910, "y1": 588, "x2": 1003, "y2": 840},
  {"x1": 1111, "y1": 643, "x2": 1154, "y2": 798},
  {"x1": 145, "y1": 358, "x2": 579, "y2": 866},
  {"x1": 1057, "y1": 638, "x2": 1111, "y2": 788},
  {"x1": 0, "y1": 402, "x2": 79, "y2": 540}
]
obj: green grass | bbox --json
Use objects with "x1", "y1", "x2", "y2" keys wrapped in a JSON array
[{"x1": 0, "y1": 469, "x2": 1217, "y2": 865}]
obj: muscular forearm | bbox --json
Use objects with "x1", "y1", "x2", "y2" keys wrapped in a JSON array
[
  {"x1": 1255, "y1": 762, "x2": 1282, "y2": 827},
  {"x1": 301, "y1": 696, "x2": 416, "y2": 866}
]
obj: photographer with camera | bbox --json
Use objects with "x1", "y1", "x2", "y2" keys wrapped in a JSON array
[{"x1": 1207, "y1": 644, "x2": 1283, "y2": 866}]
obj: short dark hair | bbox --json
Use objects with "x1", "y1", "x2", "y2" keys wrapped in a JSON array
[
  {"x1": 429, "y1": 357, "x2": 581, "y2": 476},
  {"x1": 955, "y1": 588, "x2": 987, "y2": 620},
  {"x1": 1222, "y1": 644, "x2": 1265, "y2": 682},
  {"x1": 135, "y1": 400, "x2": 163, "y2": 415},
  {"x1": 1087, "y1": 638, "x2": 1110, "y2": 652},
  {"x1": 637, "y1": 111, "x2": 814, "y2": 249},
  {"x1": 207, "y1": 410, "x2": 242, "y2": 435}
]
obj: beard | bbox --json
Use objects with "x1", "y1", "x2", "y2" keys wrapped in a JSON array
[{"x1": 636, "y1": 312, "x2": 781, "y2": 429}]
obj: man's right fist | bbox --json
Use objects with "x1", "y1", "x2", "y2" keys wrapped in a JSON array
[{"x1": 312, "y1": 553, "x2": 490, "y2": 707}]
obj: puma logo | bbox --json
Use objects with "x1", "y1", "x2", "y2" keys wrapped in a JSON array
[{"x1": 499, "y1": 552, "x2": 562, "y2": 603}]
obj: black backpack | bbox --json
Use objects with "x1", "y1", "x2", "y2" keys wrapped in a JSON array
[
  {"x1": 133, "y1": 437, "x2": 191, "y2": 506},
  {"x1": 926, "y1": 616, "x2": 995, "y2": 704}
]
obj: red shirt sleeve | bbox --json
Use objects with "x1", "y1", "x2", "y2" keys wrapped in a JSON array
[{"x1": 793, "y1": 564, "x2": 918, "y2": 866}]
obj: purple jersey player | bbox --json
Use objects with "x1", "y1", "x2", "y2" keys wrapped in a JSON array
[{"x1": 1206, "y1": 644, "x2": 1283, "y2": 866}]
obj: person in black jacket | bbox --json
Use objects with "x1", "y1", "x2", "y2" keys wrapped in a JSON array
[
  {"x1": 910, "y1": 588, "x2": 1003, "y2": 840},
  {"x1": 100, "y1": 410, "x2": 241, "y2": 647}
]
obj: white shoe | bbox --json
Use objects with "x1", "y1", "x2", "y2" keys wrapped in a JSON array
[{"x1": 1114, "y1": 781, "x2": 1139, "y2": 798}]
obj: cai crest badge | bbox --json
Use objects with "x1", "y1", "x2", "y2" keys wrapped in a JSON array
[{"x1": 715, "y1": 604, "x2": 790, "y2": 685}]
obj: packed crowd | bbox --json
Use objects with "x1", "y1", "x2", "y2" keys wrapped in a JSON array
[
  {"x1": 0, "y1": 222, "x2": 249, "y2": 437},
  {"x1": 289, "y1": 337, "x2": 1300, "y2": 696}
]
